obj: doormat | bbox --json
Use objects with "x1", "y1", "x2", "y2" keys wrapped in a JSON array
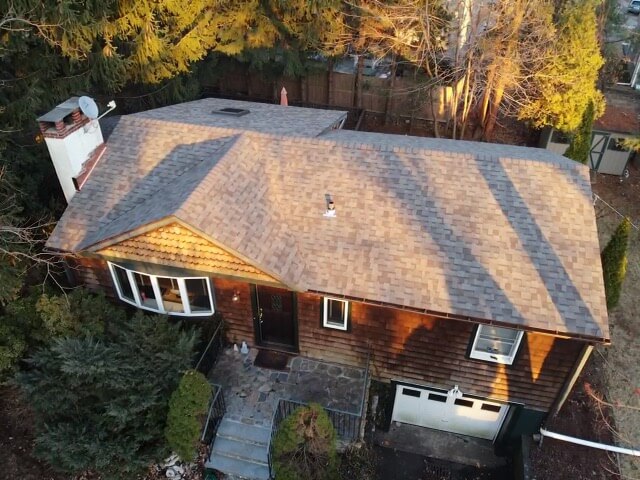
[{"x1": 254, "y1": 349, "x2": 290, "y2": 371}]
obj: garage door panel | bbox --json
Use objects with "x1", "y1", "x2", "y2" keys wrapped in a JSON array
[
  {"x1": 392, "y1": 387, "x2": 424, "y2": 425},
  {"x1": 392, "y1": 384, "x2": 508, "y2": 441}
]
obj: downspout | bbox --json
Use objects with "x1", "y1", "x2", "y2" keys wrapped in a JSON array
[
  {"x1": 539, "y1": 428, "x2": 640, "y2": 457},
  {"x1": 549, "y1": 344, "x2": 594, "y2": 417}
]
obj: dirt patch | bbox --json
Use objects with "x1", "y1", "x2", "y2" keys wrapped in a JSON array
[
  {"x1": 0, "y1": 384, "x2": 67, "y2": 480},
  {"x1": 528, "y1": 360, "x2": 619, "y2": 480},
  {"x1": 591, "y1": 158, "x2": 640, "y2": 479}
]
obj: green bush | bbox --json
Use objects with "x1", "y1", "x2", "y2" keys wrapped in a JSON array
[
  {"x1": 601, "y1": 217, "x2": 632, "y2": 309},
  {"x1": 272, "y1": 403, "x2": 338, "y2": 480},
  {"x1": 165, "y1": 369, "x2": 212, "y2": 461},
  {"x1": 17, "y1": 312, "x2": 197, "y2": 479},
  {"x1": 0, "y1": 289, "x2": 122, "y2": 380}
]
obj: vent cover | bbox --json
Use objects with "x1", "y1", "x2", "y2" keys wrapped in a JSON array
[{"x1": 212, "y1": 107, "x2": 250, "y2": 117}]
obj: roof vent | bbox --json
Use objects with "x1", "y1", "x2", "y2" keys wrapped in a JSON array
[
  {"x1": 323, "y1": 195, "x2": 336, "y2": 218},
  {"x1": 213, "y1": 107, "x2": 250, "y2": 117}
]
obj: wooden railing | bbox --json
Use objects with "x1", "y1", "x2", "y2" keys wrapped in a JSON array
[{"x1": 200, "y1": 384, "x2": 226, "y2": 445}]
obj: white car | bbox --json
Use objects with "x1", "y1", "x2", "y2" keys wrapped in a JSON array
[{"x1": 629, "y1": 0, "x2": 640, "y2": 14}]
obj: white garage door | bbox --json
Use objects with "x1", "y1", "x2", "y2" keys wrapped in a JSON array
[{"x1": 391, "y1": 384, "x2": 509, "y2": 441}]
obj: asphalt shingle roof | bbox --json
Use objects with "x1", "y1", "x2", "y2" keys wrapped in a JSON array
[{"x1": 46, "y1": 99, "x2": 609, "y2": 341}]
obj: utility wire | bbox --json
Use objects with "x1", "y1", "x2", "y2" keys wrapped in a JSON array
[{"x1": 593, "y1": 193, "x2": 639, "y2": 231}]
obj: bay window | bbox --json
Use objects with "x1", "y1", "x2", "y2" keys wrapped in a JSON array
[{"x1": 108, "y1": 262, "x2": 214, "y2": 316}]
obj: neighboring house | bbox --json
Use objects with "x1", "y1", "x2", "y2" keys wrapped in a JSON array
[
  {"x1": 540, "y1": 87, "x2": 639, "y2": 176},
  {"x1": 41, "y1": 97, "x2": 609, "y2": 447}
]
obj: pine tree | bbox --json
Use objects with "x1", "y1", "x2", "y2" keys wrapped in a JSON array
[
  {"x1": 17, "y1": 313, "x2": 197, "y2": 479},
  {"x1": 601, "y1": 217, "x2": 632, "y2": 310},
  {"x1": 564, "y1": 101, "x2": 596, "y2": 164}
]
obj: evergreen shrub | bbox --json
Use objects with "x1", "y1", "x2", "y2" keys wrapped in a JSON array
[
  {"x1": 272, "y1": 403, "x2": 338, "y2": 480},
  {"x1": 165, "y1": 369, "x2": 212, "y2": 461},
  {"x1": 601, "y1": 217, "x2": 632, "y2": 309}
]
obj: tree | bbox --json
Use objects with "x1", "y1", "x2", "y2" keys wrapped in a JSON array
[
  {"x1": 272, "y1": 403, "x2": 338, "y2": 480},
  {"x1": 518, "y1": 0, "x2": 605, "y2": 132},
  {"x1": 17, "y1": 313, "x2": 197, "y2": 479},
  {"x1": 165, "y1": 370, "x2": 212, "y2": 461},
  {"x1": 564, "y1": 101, "x2": 596, "y2": 164},
  {"x1": 473, "y1": 0, "x2": 556, "y2": 140},
  {"x1": 600, "y1": 217, "x2": 631, "y2": 310}
]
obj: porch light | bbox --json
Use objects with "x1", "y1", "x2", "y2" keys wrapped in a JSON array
[{"x1": 232, "y1": 290, "x2": 240, "y2": 302}]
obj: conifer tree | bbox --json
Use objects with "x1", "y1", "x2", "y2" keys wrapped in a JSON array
[
  {"x1": 601, "y1": 217, "x2": 632, "y2": 310},
  {"x1": 17, "y1": 313, "x2": 197, "y2": 479},
  {"x1": 564, "y1": 101, "x2": 596, "y2": 164}
]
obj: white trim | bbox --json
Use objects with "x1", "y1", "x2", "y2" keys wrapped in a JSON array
[
  {"x1": 322, "y1": 297, "x2": 349, "y2": 331},
  {"x1": 469, "y1": 325, "x2": 523, "y2": 365},
  {"x1": 107, "y1": 261, "x2": 214, "y2": 317}
]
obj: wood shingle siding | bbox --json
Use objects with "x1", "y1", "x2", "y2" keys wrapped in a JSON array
[
  {"x1": 98, "y1": 223, "x2": 281, "y2": 285},
  {"x1": 296, "y1": 292, "x2": 583, "y2": 411},
  {"x1": 67, "y1": 262, "x2": 581, "y2": 412},
  {"x1": 212, "y1": 278, "x2": 255, "y2": 346},
  {"x1": 68, "y1": 255, "x2": 113, "y2": 294}
]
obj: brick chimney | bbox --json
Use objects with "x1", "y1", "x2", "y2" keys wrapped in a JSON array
[{"x1": 37, "y1": 97, "x2": 105, "y2": 203}]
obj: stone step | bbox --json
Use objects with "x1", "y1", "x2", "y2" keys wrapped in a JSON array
[
  {"x1": 205, "y1": 454, "x2": 270, "y2": 480},
  {"x1": 217, "y1": 419, "x2": 271, "y2": 446},
  {"x1": 211, "y1": 436, "x2": 269, "y2": 465}
]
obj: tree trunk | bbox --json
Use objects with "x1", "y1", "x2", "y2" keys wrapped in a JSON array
[
  {"x1": 300, "y1": 75, "x2": 307, "y2": 105},
  {"x1": 459, "y1": 58, "x2": 474, "y2": 140},
  {"x1": 482, "y1": 78, "x2": 505, "y2": 141},
  {"x1": 384, "y1": 53, "x2": 398, "y2": 126},
  {"x1": 353, "y1": 55, "x2": 365, "y2": 108},
  {"x1": 327, "y1": 58, "x2": 334, "y2": 106}
]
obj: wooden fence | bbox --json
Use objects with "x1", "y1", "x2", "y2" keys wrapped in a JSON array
[{"x1": 212, "y1": 64, "x2": 463, "y2": 123}]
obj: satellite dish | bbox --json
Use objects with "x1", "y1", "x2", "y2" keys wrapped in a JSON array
[{"x1": 78, "y1": 96, "x2": 99, "y2": 120}]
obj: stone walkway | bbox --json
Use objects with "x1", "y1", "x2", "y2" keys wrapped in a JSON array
[{"x1": 209, "y1": 347, "x2": 367, "y2": 428}]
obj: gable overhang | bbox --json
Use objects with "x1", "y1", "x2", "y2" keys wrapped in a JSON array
[
  {"x1": 308, "y1": 289, "x2": 611, "y2": 344},
  {"x1": 83, "y1": 216, "x2": 304, "y2": 291}
]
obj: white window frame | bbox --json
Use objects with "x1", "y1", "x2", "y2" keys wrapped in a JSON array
[
  {"x1": 469, "y1": 325, "x2": 524, "y2": 365},
  {"x1": 108, "y1": 262, "x2": 214, "y2": 317},
  {"x1": 322, "y1": 297, "x2": 349, "y2": 331}
]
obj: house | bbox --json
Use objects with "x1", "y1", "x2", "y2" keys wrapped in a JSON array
[
  {"x1": 540, "y1": 87, "x2": 639, "y2": 176},
  {"x1": 41, "y1": 97, "x2": 609, "y2": 452}
]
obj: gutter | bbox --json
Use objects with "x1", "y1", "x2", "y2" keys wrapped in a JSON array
[
  {"x1": 549, "y1": 344, "x2": 593, "y2": 417},
  {"x1": 539, "y1": 428, "x2": 640, "y2": 457}
]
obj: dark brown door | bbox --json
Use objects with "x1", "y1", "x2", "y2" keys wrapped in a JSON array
[{"x1": 254, "y1": 285, "x2": 297, "y2": 351}]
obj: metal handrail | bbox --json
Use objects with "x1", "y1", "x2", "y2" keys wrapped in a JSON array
[
  {"x1": 201, "y1": 384, "x2": 225, "y2": 444},
  {"x1": 194, "y1": 320, "x2": 223, "y2": 373}
]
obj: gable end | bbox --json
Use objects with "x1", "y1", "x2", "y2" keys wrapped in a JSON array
[{"x1": 97, "y1": 223, "x2": 281, "y2": 285}]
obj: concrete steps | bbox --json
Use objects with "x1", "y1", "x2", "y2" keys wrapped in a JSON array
[{"x1": 205, "y1": 418, "x2": 271, "y2": 480}]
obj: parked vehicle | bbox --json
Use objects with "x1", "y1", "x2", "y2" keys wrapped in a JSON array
[{"x1": 629, "y1": 0, "x2": 640, "y2": 14}]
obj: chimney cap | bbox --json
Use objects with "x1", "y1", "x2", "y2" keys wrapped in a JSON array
[{"x1": 37, "y1": 97, "x2": 82, "y2": 123}]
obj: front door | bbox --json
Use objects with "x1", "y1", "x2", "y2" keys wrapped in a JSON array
[{"x1": 253, "y1": 285, "x2": 297, "y2": 352}]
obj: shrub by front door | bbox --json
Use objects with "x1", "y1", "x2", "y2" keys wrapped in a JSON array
[{"x1": 253, "y1": 285, "x2": 297, "y2": 352}]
